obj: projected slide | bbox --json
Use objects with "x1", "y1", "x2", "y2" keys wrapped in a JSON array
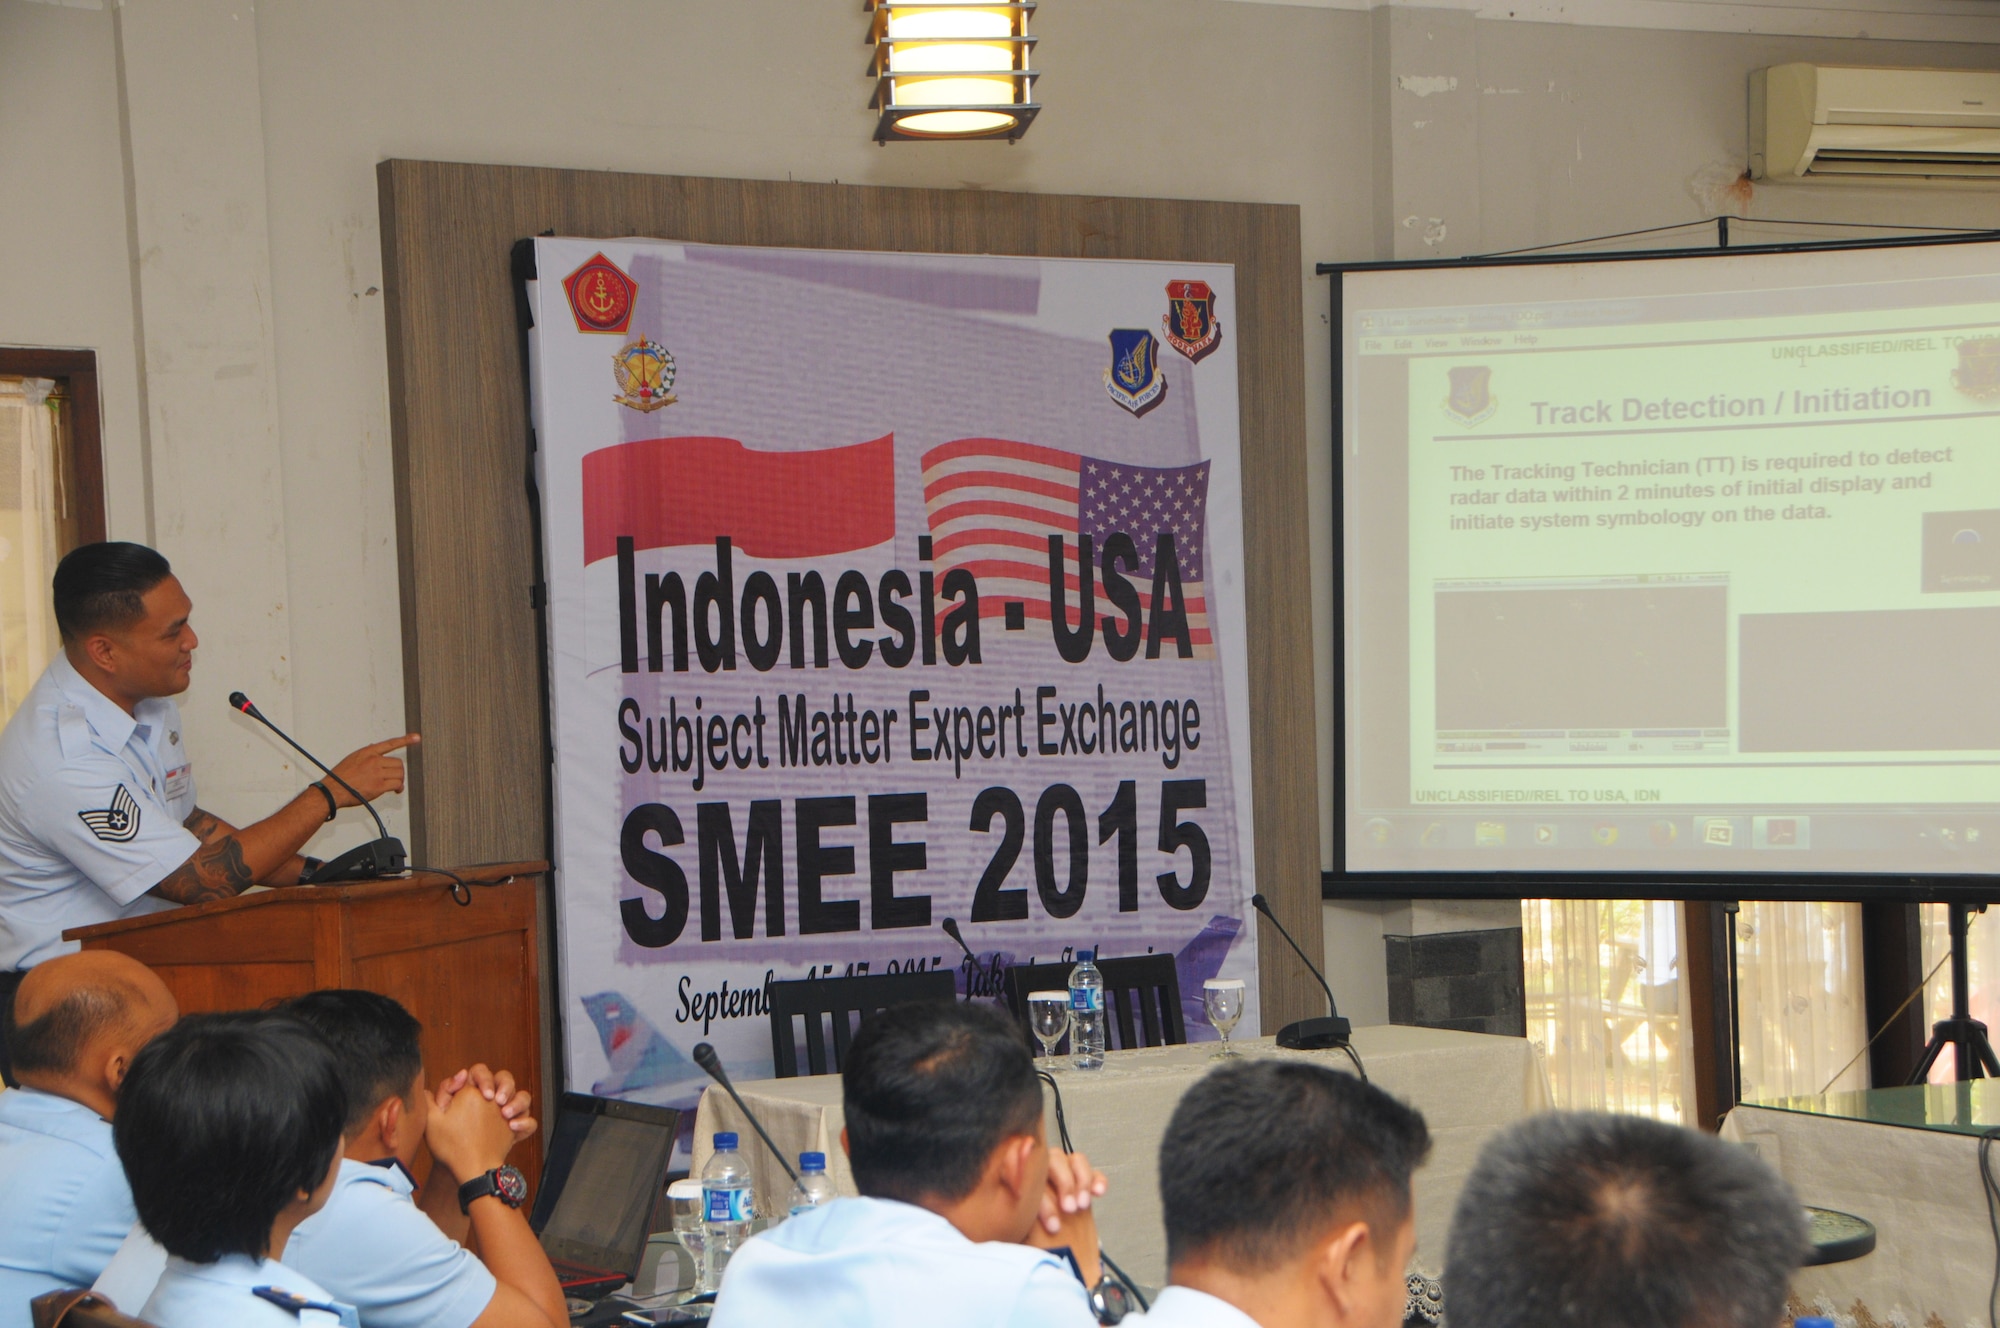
[{"x1": 1342, "y1": 240, "x2": 2000, "y2": 876}]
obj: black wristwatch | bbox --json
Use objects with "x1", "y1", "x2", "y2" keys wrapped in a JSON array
[{"x1": 458, "y1": 1165, "x2": 528, "y2": 1214}]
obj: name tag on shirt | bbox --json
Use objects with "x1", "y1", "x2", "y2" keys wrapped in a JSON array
[{"x1": 163, "y1": 764, "x2": 191, "y2": 802}]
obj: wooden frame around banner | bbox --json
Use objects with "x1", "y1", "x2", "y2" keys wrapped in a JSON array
[{"x1": 375, "y1": 159, "x2": 1325, "y2": 1047}]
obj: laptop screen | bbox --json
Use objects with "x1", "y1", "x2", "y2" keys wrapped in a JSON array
[{"x1": 532, "y1": 1094, "x2": 680, "y2": 1275}]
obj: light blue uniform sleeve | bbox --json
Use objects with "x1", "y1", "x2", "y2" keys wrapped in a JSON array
[
  {"x1": 281, "y1": 1183, "x2": 496, "y2": 1328},
  {"x1": 26, "y1": 743, "x2": 200, "y2": 906},
  {"x1": 1004, "y1": 1259, "x2": 1101, "y2": 1328},
  {"x1": 48, "y1": 1150, "x2": 138, "y2": 1287}
]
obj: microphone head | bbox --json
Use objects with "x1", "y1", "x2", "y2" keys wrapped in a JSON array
[
  {"x1": 1250, "y1": 893, "x2": 1272, "y2": 914},
  {"x1": 692, "y1": 1042, "x2": 724, "y2": 1077},
  {"x1": 228, "y1": 691, "x2": 253, "y2": 713},
  {"x1": 941, "y1": 917, "x2": 964, "y2": 940}
]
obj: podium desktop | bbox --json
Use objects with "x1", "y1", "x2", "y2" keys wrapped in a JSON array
[{"x1": 62, "y1": 860, "x2": 549, "y2": 1188}]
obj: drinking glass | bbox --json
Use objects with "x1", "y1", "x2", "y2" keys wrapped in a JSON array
[
  {"x1": 1028, "y1": 991, "x2": 1071, "y2": 1069},
  {"x1": 666, "y1": 1179, "x2": 710, "y2": 1294},
  {"x1": 1204, "y1": 978, "x2": 1245, "y2": 1059}
]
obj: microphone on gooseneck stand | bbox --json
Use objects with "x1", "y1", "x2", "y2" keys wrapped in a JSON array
[
  {"x1": 941, "y1": 916, "x2": 980, "y2": 966},
  {"x1": 228, "y1": 691, "x2": 407, "y2": 883},
  {"x1": 692, "y1": 1042, "x2": 802, "y2": 1187},
  {"x1": 1250, "y1": 893, "x2": 1355, "y2": 1055}
]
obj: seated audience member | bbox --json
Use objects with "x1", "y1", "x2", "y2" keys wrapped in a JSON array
[
  {"x1": 0, "y1": 951, "x2": 176, "y2": 1327},
  {"x1": 279, "y1": 989, "x2": 564, "y2": 1328},
  {"x1": 1149, "y1": 1060, "x2": 1431, "y2": 1328},
  {"x1": 709, "y1": 1001, "x2": 1111, "y2": 1328},
  {"x1": 114, "y1": 1013, "x2": 355, "y2": 1328},
  {"x1": 1444, "y1": 1112, "x2": 1808, "y2": 1328}
]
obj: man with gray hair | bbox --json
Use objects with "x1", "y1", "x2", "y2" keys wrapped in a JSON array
[{"x1": 1444, "y1": 1112, "x2": 1807, "y2": 1328}]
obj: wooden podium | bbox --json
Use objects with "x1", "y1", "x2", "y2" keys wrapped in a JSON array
[{"x1": 64, "y1": 861, "x2": 548, "y2": 1185}]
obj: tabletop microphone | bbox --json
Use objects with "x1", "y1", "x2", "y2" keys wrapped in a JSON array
[
  {"x1": 692, "y1": 1042, "x2": 802, "y2": 1187},
  {"x1": 1250, "y1": 893, "x2": 1353, "y2": 1051},
  {"x1": 228, "y1": 691, "x2": 406, "y2": 883},
  {"x1": 941, "y1": 916, "x2": 980, "y2": 966}
]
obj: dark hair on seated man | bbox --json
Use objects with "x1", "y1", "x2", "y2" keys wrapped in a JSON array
[
  {"x1": 114, "y1": 1012, "x2": 348, "y2": 1265},
  {"x1": 1445, "y1": 1112, "x2": 1808, "y2": 1328},
  {"x1": 280, "y1": 988, "x2": 424, "y2": 1134},
  {"x1": 1151, "y1": 1060, "x2": 1431, "y2": 1328},
  {"x1": 52, "y1": 541, "x2": 173, "y2": 644},
  {"x1": 844, "y1": 999, "x2": 1046, "y2": 1204}
]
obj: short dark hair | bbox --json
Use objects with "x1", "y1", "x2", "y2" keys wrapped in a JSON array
[
  {"x1": 1160, "y1": 1060, "x2": 1432, "y2": 1270},
  {"x1": 114, "y1": 1013, "x2": 347, "y2": 1264},
  {"x1": 53, "y1": 541, "x2": 172, "y2": 643},
  {"x1": 4, "y1": 978, "x2": 141, "y2": 1077},
  {"x1": 280, "y1": 989, "x2": 425, "y2": 1133},
  {"x1": 1445, "y1": 1112, "x2": 1807, "y2": 1328},
  {"x1": 843, "y1": 1000, "x2": 1043, "y2": 1204}
]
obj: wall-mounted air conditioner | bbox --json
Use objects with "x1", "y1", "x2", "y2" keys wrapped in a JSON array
[{"x1": 1751, "y1": 63, "x2": 2000, "y2": 185}]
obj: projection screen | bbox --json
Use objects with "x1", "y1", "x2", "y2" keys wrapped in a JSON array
[{"x1": 1338, "y1": 235, "x2": 2000, "y2": 892}]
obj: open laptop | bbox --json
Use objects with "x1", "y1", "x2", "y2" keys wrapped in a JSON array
[{"x1": 529, "y1": 1092, "x2": 682, "y2": 1300}]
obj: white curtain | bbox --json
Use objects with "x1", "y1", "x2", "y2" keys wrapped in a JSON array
[
  {"x1": 1522, "y1": 899, "x2": 1692, "y2": 1122},
  {"x1": 0, "y1": 378, "x2": 62, "y2": 724},
  {"x1": 1734, "y1": 901, "x2": 1869, "y2": 1100}
]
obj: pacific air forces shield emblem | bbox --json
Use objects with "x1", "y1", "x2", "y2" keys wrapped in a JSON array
[
  {"x1": 613, "y1": 335, "x2": 678, "y2": 412},
  {"x1": 1953, "y1": 338, "x2": 2000, "y2": 402},
  {"x1": 1162, "y1": 280, "x2": 1221, "y2": 362},
  {"x1": 1443, "y1": 365, "x2": 1496, "y2": 426},
  {"x1": 1105, "y1": 329, "x2": 1167, "y2": 416},
  {"x1": 562, "y1": 253, "x2": 636, "y2": 335}
]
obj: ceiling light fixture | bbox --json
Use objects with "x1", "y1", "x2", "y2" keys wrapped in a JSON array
[{"x1": 868, "y1": 0, "x2": 1038, "y2": 143}]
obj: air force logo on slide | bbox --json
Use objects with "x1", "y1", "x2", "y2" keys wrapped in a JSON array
[
  {"x1": 78, "y1": 785, "x2": 141, "y2": 843},
  {"x1": 1443, "y1": 365, "x2": 1496, "y2": 426}
]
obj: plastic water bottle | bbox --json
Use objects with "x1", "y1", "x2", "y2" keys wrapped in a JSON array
[
  {"x1": 701, "y1": 1132, "x2": 754, "y2": 1286},
  {"x1": 1069, "y1": 949, "x2": 1106, "y2": 1070},
  {"x1": 788, "y1": 1151, "x2": 835, "y2": 1216}
]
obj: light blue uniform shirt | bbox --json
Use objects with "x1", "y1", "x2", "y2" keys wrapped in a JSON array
[
  {"x1": 0, "y1": 1087, "x2": 137, "y2": 1328},
  {"x1": 708, "y1": 1196, "x2": 1097, "y2": 1328},
  {"x1": 142, "y1": 1253, "x2": 355, "y2": 1328},
  {"x1": 1132, "y1": 1285, "x2": 1262, "y2": 1327},
  {"x1": 281, "y1": 1158, "x2": 497, "y2": 1328},
  {"x1": 0, "y1": 654, "x2": 196, "y2": 970}
]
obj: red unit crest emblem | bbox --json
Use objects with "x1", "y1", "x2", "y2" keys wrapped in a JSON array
[{"x1": 562, "y1": 252, "x2": 637, "y2": 335}]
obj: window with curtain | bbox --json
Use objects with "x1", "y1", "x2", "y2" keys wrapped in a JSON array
[
  {"x1": 1525, "y1": 897, "x2": 1871, "y2": 1120},
  {"x1": 1522, "y1": 899, "x2": 1693, "y2": 1121},
  {"x1": 1734, "y1": 901, "x2": 1869, "y2": 1101},
  {"x1": 0, "y1": 377, "x2": 64, "y2": 726}
]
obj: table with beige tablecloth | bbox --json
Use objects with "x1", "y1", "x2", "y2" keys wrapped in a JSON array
[
  {"x1": 693, "y1": 1024, "x2": 1552, "y2": 1287},
  {"x1": 1722, "y1": 1101, "x2": 1993, "y2": 1328}
]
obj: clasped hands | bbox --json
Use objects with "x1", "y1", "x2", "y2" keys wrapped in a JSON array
[
  {"x1": 1028, "y1": 1148, "x2": 1111, "y2": 1288},
  {"x1": 424, "y1": 1063, "x2": 537, "y2": 1183}
]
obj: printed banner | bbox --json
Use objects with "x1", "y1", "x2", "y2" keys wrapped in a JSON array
[{"x1": 526, "y1": 239, "x2": 1260, "y2": 1122}]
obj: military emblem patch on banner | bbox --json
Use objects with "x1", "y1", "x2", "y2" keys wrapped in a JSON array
[
  {"x1": 563, "y1": 252, "x2": 637, "y2": 335},
  {"x1": 1162, "y1": 280, "x2": 1221, "y2": 362},
  {"x1": 1953, "y1": 338, "x2": 2000, "y2": 402},
  {"x1": 612, "y1": 335, "x2": 678, "y2": 412},
  {"x1": 1443, "y1": 365, "x2": 1496, "y2": 426},
  {"x1": 1105, "y1": 329, "x2": 1167, "y2": 415}
]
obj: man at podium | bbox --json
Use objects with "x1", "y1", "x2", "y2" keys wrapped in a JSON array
[{"x1": 0, "y1": 543, "x2": 415, "y2": 1079}]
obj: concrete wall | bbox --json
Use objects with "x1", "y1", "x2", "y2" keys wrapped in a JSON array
[{"x1": 4, "y1": 0, "x2": 2000, "y2": 977}]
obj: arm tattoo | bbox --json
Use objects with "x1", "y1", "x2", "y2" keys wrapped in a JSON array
[
  {"x1": 149, "y1": 834, "x2": 256, "y2": 905},
  {"x1": 182, "y1": 807, "x2": 225, "y2": 842}
]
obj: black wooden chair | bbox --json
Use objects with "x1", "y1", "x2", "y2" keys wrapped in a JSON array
[
  {"x1": 1002, "y1": 953, "x2": 1186, "y2": 1051},
  {"x1": 767, "y1": 970, "x2": 957, "y2": 1077}
]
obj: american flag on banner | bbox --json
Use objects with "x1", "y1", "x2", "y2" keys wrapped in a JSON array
[{"x1": 920, "y1": 438, "x2": 1213, "y2": 653}]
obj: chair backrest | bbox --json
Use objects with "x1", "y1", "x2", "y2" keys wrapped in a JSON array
[
  {"x1": 1002, "y1": 953, "x2": 1186, "y2": 1051},
  {"x1": 766, "y1": 970, "x2": 958, "y2": 1077},
  {"x1": 31, "y1": 1289, "x2": 157, "y2": 1328}
]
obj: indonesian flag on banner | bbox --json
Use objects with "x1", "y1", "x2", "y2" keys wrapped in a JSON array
[
  {"x1": 581, "y1": 435, "x2": 896, "y2": 563},
  {"x1": 921, "y1": 438, "x2": 1213, "y2": 652}
]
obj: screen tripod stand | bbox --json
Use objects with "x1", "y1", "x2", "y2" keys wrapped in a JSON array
[{"x1": 1907, "y1": 901, "x2": 2000, "y2": 1084}]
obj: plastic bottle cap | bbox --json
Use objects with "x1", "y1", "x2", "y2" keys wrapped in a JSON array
[
  {"x1": 1794, "y1": 1320, "x2": 1837, "y2": 1328},
  {"x1": 800, "y1": 1152, "x2": 827, "y2": 1171},
  {"x1": 713, "y1": 1132, "x2": 739, "y2": 1150},
  {"x1": 1076, "y1": 949, "x2": 1094, "y2": 961}
]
